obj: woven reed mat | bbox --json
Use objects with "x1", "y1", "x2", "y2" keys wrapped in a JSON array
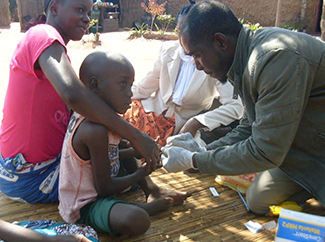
[{"x1": 0, "y1": 169, "x2": 324, "y2": 241}]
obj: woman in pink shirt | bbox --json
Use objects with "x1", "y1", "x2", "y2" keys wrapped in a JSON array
[{"x1": 0, "y1": 0, "x2": 161, "y2": 203}]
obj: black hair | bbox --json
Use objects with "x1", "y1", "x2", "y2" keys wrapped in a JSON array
[
  {"x1": 180, "y1": 0, "x2": 242, "y2": 45},
  {"x1": 176, "y1": 0, "x2": 196, "y2": 25},
  {"x1": 44, "y1": 0, "x2": 52, "y2": 13},
  {"x1": 24, "y1": 0, "x2": 54, "y2": 31}
]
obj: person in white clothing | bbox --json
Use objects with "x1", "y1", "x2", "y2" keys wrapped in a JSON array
[{"x1": 123, "y1": 1, "x2": 243, "y2": 146}]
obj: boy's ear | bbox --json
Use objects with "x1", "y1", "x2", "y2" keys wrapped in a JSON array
[{"x1": 89, "y1": 76, "x2": 100, "y2": 94}]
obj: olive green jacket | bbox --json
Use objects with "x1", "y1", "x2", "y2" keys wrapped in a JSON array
[{"x1": 196, "y1": 26, "x2": 325, "y2": 206}]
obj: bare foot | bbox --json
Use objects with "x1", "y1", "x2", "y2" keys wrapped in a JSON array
[
  {"x1": 137, "y1": 197, "x2": 173, "y2": 216},
  {"x1": 147, "y1": 188, "x2": 191, "y2": 206}
]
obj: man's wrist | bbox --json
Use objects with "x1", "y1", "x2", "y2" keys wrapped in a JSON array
[{"x1": 192, "y1": 154, "x2": 198, "y2": 169}]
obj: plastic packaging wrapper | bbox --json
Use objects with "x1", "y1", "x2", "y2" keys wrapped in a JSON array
[{"x1": 215, "y1": 172, "x2": 258, "y2": 194}]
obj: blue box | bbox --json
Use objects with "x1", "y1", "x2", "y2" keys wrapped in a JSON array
[{"x1": 275, "y1": 208, "x2": 325, "y2": 242}]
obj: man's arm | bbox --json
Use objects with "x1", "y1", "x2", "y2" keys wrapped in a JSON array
[
  {"x1": 38, "y1": 41, "x2": 159, "y2": 164},
  {"x1": 195, "y1": 50, "x2": 309, "y2": 175}
]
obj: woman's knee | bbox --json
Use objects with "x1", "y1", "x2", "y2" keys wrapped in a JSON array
[{"x1": 110, "y1": 204, "x2": 150, "y2": 236}]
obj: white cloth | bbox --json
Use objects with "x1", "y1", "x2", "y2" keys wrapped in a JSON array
[
  {"x1": 172, "y1": 47, "x2": 195, "y2": 106},
  {"x1": 131, "y1": 40, "x2": 244, "y2": 133}
]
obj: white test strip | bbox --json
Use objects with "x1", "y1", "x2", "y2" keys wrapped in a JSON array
[{"x1": 209, "y1": 187, "x2": 219, "y2": 197}]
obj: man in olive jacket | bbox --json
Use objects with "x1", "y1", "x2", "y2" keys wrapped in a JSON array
[{"x1": 161, "y1": 0, "x2": 325, "y2": 214}]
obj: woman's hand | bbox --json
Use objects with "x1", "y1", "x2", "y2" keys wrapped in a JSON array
[
  {"x1": 130, "y1": 132, "x2": 160, "y2": 171},
  {"x1": 178, "y1": 118, "x2": 204, "y2": 137}
]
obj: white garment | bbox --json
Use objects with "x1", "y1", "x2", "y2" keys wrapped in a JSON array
[
  {"x1": 172, "y1": 47, "x2": 195, "y2": 106},
  {"x1": 131, "y1": 40, "x2": 244, "y2": 133}
]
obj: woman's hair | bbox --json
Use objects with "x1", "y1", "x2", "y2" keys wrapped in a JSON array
[
  {"x1": 25, "y1": 0, "x2": 52, "y2": 31},
  {"x1": 176, "y1": 0, "x2": 196, "y2": 25},
  {"x1": 44, "y1": 0, "x2": 52, "y2": 13}
]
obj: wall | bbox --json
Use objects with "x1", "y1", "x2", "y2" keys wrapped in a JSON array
[
  {"x1": 120, "y1": 0, "x2": 320, "y2": 33},
  {"x1": 0, "y1": 0, "x2": 11, "y2": 28},
  {"x1": 12, "y1": 0, "x2": 321, "y2": 33},
  {"x1": 217, "y1": 0, "x2": 318, "y2": 32},
  {"x1": 17, "y1": 0, "x2": 43, "y2": 32}
]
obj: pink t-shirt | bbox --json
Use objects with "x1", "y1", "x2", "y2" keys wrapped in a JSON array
[{"x1": 0, "y1": 24, "x2": 70, "y2": 163}]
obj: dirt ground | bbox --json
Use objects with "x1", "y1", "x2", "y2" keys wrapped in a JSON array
[{"x1": 0, "y1": 22, "x2": 166, "y2": 121}]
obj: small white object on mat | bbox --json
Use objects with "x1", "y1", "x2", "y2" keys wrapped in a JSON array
[
  {"x1": 245, "y1": 220, "x2": 263, "y2": 233},
  {"x1": 263, "y1": 220, "x2": 277, "y2": 230},
  {"x1": 209, "y1": 187, "x2": 219, "y2": 197}
]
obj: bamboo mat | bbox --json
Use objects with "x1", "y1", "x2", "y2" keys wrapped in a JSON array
[{"x1": 1, "y1": 169, "x2": 324, "y2": 242}]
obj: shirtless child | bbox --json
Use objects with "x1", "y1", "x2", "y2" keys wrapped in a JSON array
[{"x1": 58, "y1": 51, "x2": 189, "y2": 236}]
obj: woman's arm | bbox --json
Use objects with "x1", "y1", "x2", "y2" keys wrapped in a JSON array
[
  {"x1": 179, "y1": 81, "x2": 243, "y2": 136},
  {"x1": 38, "y1": 41, "x2": 159, "y2": 165}
]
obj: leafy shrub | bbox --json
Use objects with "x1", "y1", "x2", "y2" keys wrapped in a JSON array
[
  {"x1": 239, "y1": 18, "x2": 262, "y2": 31},
  {"x1": 156, "y1": 14, "x2": 175, "y2": 32}
]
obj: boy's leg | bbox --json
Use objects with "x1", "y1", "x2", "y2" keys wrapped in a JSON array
[
  {"x1": 120, "y1": 157, "x2": 190, "y2": 205},
  {"x1": 78, "y1": 197, "x2": 150, "y2": 236},
  {"x1": 246, "y1": 168, "x2": 312, "y2": 215}
]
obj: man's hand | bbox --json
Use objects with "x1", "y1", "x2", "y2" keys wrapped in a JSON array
[
  {"x1": 178, "y1": 118, "x2": 204, "y2": 137},
  {"x1": 161, "y1": 146, "x2": 197, "y2": 173},
  {"x1": 166, "y1": 132, "x2": 206, "y2": 152},
  {"x1": 130, "y1": 132, "x2": 160, "y2": 171}
]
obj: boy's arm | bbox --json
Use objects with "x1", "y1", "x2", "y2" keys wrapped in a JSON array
[
  {"x1": 119, "y1": 147, "x2": 140, "y2": 160},
  {"x1": 38, "y1": 42, "x2": 159, "y2": 168},
  {"x1": 0, "y1": 219, "x2": 91, "y2": 242},
  {"x1": 82, "y1": 122, "x2": 149, "y2": 196}
]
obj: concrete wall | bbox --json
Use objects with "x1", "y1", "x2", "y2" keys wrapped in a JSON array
[
  {"x1": 0, "y1": 0, "x2": 11, "y2": 28},
  {"x1": 17, "y1": 0, "x2": 44, "y2": 32},
  {"x1": 216, "y1": 0, "x2": 318, "y2": 33},
  {"x1": 120, "y1": 0, "x2": 320, "y2": 33},
  {"x1": 12, "y1": 0, "x2": 321, "y2": 34}
]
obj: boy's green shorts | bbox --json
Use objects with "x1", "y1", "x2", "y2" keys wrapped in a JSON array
[{"x1": 77, "y1": 196, "x2": 127, "y2": 236}]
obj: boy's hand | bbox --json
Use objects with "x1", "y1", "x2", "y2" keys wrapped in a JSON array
[
  {"x1": 119, "y1": 138, "x2": 131, "y2": 148},
  {"x1": 137, "y1": 162, "x2": 152, "y2": 177}
]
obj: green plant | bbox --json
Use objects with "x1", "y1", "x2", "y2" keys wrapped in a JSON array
[
  {"x1": 89, "y1": 19, "x2": 98, "y2": 29},
  {"x1": 156, "y1": 14, "x2": 175, "y2": 32},
  {"x1": 141, "y1": 0, "x2": 167, "y2": 32},
  {"x1": 239, "y1": 18, "x2": 262, "y2": 31},
  {"x1": 154, "y1": 23, "x2": 165, "y2": 35},
  {"x1": 125, "y1": 23, "x2": 149, "y2": 39}
]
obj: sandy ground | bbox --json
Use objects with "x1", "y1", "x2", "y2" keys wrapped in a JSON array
[{"x1": 0, "y1": 22, "x2": 167, "y2": 121}]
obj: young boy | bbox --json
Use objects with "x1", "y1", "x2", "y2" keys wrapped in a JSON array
[{"x1": 58, "y1": 51, "x2": 189, "y2": 236}]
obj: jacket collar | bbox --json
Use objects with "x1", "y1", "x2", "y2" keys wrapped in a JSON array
[{"x1": 227, "y1": 26, "x2": 253, "y2": 99}]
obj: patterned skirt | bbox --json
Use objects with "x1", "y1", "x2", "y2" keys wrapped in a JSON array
[{"x1": 122, "y1": 100, "x2": 175, "y2": 146}]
